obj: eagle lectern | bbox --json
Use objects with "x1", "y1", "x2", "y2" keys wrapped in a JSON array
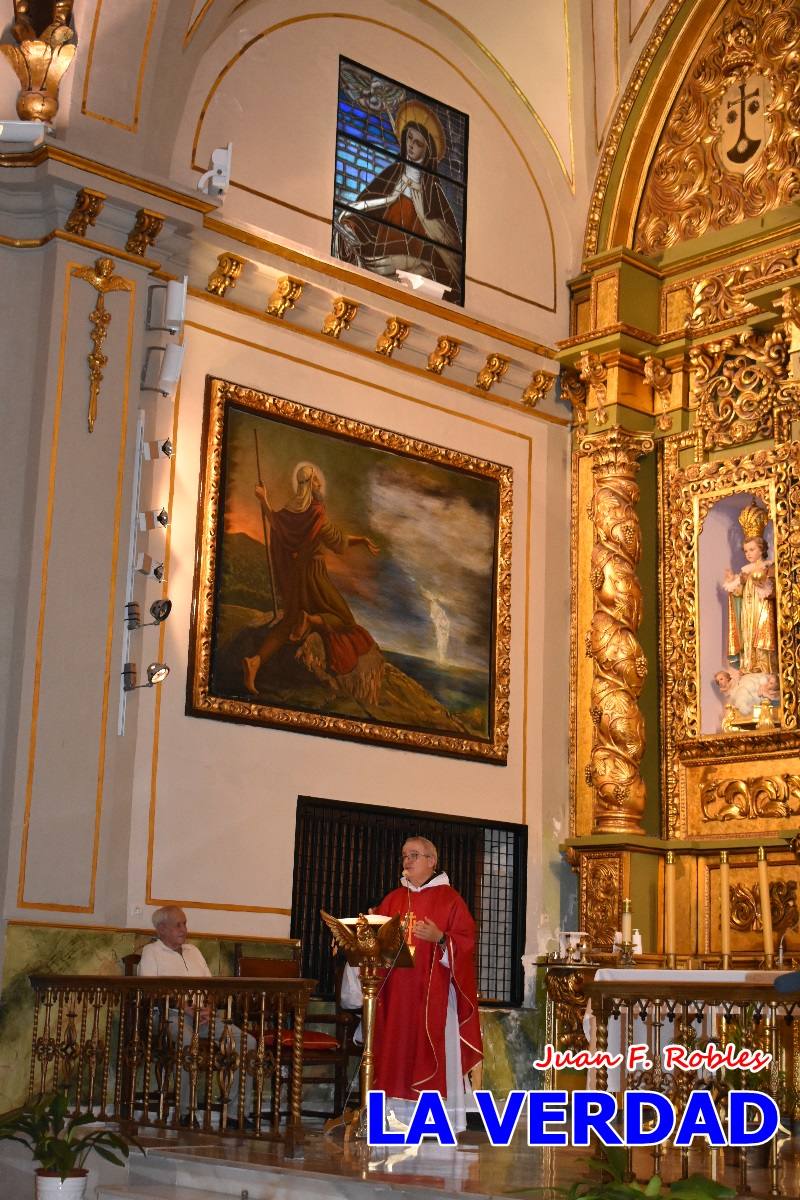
[{"x1": 320, "y1": 909, "x2": 414, "y2": 1139}]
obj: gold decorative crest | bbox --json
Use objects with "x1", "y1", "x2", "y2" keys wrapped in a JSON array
[
  {"x1": 701, "y1": 774, "x2": 800, "y2": 821},
  {"x1": 730, "y1": 880, "x2": 797, "y2": 932},
  {"x1": 635, "y1": 0, "x2": 800, "y2": 255}
]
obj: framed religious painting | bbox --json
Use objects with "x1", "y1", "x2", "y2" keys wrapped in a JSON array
[
  {"x1": 187, "y1": 378, "x2": 511, "y2": 762},
  {"x1": 659, "y1": 437, "x2": 800, "y2": 839},
  {"x1": 331, "y1": 57, "x2": 468, "y2": 305}
]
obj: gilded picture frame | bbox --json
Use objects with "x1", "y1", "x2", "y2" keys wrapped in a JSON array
[
  {"x1": 187, "y1": 377, "x2": 512, "y2": 762},
  {"x1": 659, "y1": 438, "x2": 800, "y2": 837}
]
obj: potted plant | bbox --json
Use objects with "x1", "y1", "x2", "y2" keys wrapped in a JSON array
[
  {"x1": 514, "y1": 1146, "x2": 737, "y2": 1199},
  {"x1": 0, "y1": 1090, "x2": 141, "y2": 1198}
]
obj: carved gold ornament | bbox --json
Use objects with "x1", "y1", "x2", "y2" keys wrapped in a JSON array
[
  {"x1": 701, "y1": 774, "x2": 800, "y2": 822},
  {"x1": 635, "y1": 0, "x2": 800, "y2": 255},
  {"x1": 426, "y1": 335, "x2": 460, "y2": 375},
  {"x1": 579, "y1": 352, "x2": 608, "y2": 426},
  {"x1": 544, "y1": 971, "x2": 590, "y2": 1052},
  {"x1": 730, "y1": 880, "x2": 798, "y2": 933},
  {"x1": 561, "y1": 369, "x2": 588, "y2": 433},
  {"x1": 73, "y1": 257, "x2": 131, "y2": 434},
  {"x1": 686, "y1": 252, "x2": 799, "y2": 335},
  {"x1": 580, "y1": 853, "x2": 621, "y2": 950},
  {"x1": 266, "y1": 276, "x2": 303, "y2": 319},
  {"x1": 643, "y1": 355, "x2": 672, "y2": 431},
  {"x1": 690, "y1": 327, "x2": 790, "y2": 452},
  {"x1": 475, "y1": 354, "x2": 509, "y2": 392},
  {"x1": 64, "y1": 188, "x2": 106, "y2": 238},
  {"x1": 321, "y1": 297, "x2": 358, "y2": 339},
  {"x1": 522, "y1": 370, "x2": 556, "y2": 409},
  {"x1": 376, "y1": 317, "x2": 410, "y2": 358},
  {"x1": 581, "y1": 429, "x2": 654, "y2": 834},
  {"x1": 125, "y1": 209, "x2": 165, "y2": 258},
  {"x1": 207, "y1": 252, "x2": 246, "y2": 298},
  {"x1": 0, "y1": 1, "x2": 75, "y2": 123}
]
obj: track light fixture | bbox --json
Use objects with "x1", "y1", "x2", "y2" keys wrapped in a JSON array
[
  {"x1": 138, "y1": 507, "x2": 169, "y2": 531},
  {"x1": 142, "y1": 437, "x2": 174, "y2": 460},
  {"x1": 122, "y1": 661, "x2": 170, "y2": 692},
  {"x1": 124, "y1": 598, "x2": 172, "y2": 630},
  {"x1": 136, "y1": 553, "x2": 165, "y2": 582}
]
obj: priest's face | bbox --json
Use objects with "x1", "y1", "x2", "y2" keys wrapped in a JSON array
[
  {"x1": 160, "y1": 908, "x2": 189, "y2": 950},
  {"x1": 402, "y1": 839, "x2": 436, "y2": 886}
]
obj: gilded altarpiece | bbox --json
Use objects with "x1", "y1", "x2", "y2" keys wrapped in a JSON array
[{"x1": 659, "y1": 355, "x2": 800, "y2": 846}]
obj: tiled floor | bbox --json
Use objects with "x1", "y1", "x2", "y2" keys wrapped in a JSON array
[{"x1": 127, "y1": 1126, "x2": 800, "y2": 1199}]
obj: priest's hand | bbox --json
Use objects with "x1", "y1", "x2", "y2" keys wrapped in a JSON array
[{"x1": 415, "y1": 918, "x2": 444, "y2": 943}]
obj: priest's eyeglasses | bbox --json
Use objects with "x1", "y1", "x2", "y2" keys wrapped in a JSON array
[{"x1": 402, "y1": 851, "x2": 432, "y2": 861}]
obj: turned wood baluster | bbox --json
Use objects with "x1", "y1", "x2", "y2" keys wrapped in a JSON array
[
  {"x1": 290, "y1": 997, "x2": 306, "y2": 1134},
  {"x1": 271, "y1": 995, "x2": 284, "y2": 1129}
]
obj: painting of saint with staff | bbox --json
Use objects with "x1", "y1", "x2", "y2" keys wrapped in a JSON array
[{"x1": 193, "y1": 381, "x2": 510, "y2": 761}]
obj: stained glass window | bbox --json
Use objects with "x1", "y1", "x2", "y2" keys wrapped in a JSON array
[{"x1": 332, "y1": 58, "x2": 468, "y2": 306}]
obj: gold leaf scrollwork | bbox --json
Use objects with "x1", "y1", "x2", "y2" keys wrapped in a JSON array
[
  {"x1": 635, "y1": 0, "x2": 800, "y2": 255},
  {"x1": 475, "y1": 354, "x2": 509, "y2": 392},
  {"x1": 207, "y1": 253, "x2": 246, "y2": 298},
  {"x1": 522, "y1": 369, "x2": 556, "y2": 409},
  {"x1": 687, "y1": 253, "x2": 799, "y2": 334},
  {"x1": 690, "y1": 327, "x2": 790, "y2": 451},
  {"x1": 643, "y1": 355, "x2": 672, "y2": 431},
  {"x1": 561, "y1": 369, "x2": 588, "y2": 434},
  {"x1": 581, "y1": 430, "x2": 654, "y2": 834},
  {"x1": 580, "y1": 855, "x2": 621, "y2": 950},
  {"x1": 730, "y1": 880, "x2": 798, "y2": 933},
  {"x1": 125, "y1": 209, "x2": 165, "y2": 258},
  {"x1": 701, "y1": 774, "x2": 800, "y2": 821},
  {"x1": 322, "y1": 297, "x2": 358, "y2": 339},
  {"x1": 266, "y1": 276, "x2": 303, "y2": 319},
  {"x1": 545, "y1": 971, "x2": 590, "y2": 1052},
  {"x1": 64, "y1": 188, "x2": 106, "y2": 238}
]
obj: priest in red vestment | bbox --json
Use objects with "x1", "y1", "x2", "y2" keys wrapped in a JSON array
[{"x1": 372, "y1": 836, "x2": 482, "y2": 1132}]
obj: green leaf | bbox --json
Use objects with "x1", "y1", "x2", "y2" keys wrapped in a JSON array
[
  {"x1": 669, "y1": 1179, "x2": 736, "y2": 1200},
  {"x1": 643, "y1": 1178, "x2": 663, "y2": 1197}
]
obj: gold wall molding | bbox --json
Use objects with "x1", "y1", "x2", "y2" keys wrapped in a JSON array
[
  {"x1": 476, "y1": 354, "x2": 510, "y2": 392},
  {"x1": 202, "y1": 216, "x2": 556, "y2": 359},
  {"x1": 522, "y1": 369, "x2": 556, "y2": 408},
  {"x1": 64, "y1": 187, "x2": 106, "y2": 237},
  {"x1": 18, "y1": 261, "x2": 135, "y2": 912},
  {"x1": 124, "y1": 208, "x2": 164, "y2": 258},
  {"x1": 701, "y1": 774, "x2": 800, "y2": 821},
  {"x1": 376, "y1": 316, "x2": 410, "y2": 358},
  {"x1": 74, "y1": 257, "x2": 132, "y2": 434},
  {"x1": 581, "y1": 428, "x2": 654, "y2": 835},
  {"x1": 81, "y1": 0, "x2": 159, "y2": 133},
  {"x1": 321, "y1": 297, "x2": 358, "y2": 339},
  {"x1": 635, "y1": 0, "x2": 800, "y2": 255},
  {"x1": 266, "y1": 275, "x2": 303, "y2": 319},
  {"x1": 1, "y1": 1, "x2": 76, "y2": 123},
  {"x1": 690, "y1": 326, "x2": 790, "y2": 453},
  {"x1": 427, "y1": 335, "x2": 461, "y2": 375},
  {"x1": 190, "y1": 13, "x2": 558, "y2": 312},
  {"x1": 583, "y1": 0, "x2": 688, "y2": 259},
  {"x1": 206, "y1": 252, "x2": 245, "y2": 298},
  {"x1": 192, "y1": 287, "x2": 570, "y2": 429}
]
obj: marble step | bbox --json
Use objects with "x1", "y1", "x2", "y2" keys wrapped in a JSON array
[{"x1": 98, "y1": 1190, "x2": 222, "y2": 1200}]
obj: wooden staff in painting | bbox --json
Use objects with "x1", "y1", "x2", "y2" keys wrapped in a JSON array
[{"x1": 253, "y1": 430, "x2": 278, "y2": 621}]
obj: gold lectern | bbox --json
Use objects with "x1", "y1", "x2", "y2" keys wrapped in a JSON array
[{"x1": 320, "y1": 910, "x2": 414, "y2": 1139}]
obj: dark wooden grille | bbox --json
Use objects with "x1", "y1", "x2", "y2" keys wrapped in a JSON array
[{"x1": 291, "y1": 796, "x2": 526, "y2": 1004}]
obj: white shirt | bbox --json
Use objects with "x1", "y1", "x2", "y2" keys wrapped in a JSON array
[{"x1": 138, "y1": 939, "x2": 211, "y2": 977}]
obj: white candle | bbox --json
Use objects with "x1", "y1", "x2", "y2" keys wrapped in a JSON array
[
  {"x1": 757, "y1": 847, "x2": 774, "y2": 965},
  {"x1": 665, "y1": 851, "x2": 676, "y2": 961},
  {"x1": 720, "y1": 851, "x2": 731, "y2": 962},
  {"x1": 621, "y1": 899, "x2": 632, "y2": 944}
]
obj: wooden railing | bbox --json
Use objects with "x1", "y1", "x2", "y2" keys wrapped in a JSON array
[
  {"x1": 585, "y1": 977, "x2": 800, "y2": 1197},
  {"x1": 27, "y1": 975, "x2": 316, "y2": 1152}
]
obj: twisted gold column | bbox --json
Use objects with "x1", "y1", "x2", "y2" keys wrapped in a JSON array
[{"x1": 580, "y1": 428, "x2": 654, "y2": 834}]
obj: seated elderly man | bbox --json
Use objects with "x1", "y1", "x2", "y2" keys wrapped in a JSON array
[{"x1": 139, "y1": 905, "x2": 254, "y2": 1126}]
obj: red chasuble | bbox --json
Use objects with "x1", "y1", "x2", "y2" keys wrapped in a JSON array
[{"x1": 372, "y1": 876, "x2": 483, "y2": 1100}]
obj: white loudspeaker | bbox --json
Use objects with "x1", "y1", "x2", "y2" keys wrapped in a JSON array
[
  {"x1": 164, "y1": 277, "x2": 188, "y2": 333},
  {"x1": 157, "y1": 344, "x2": 185, "y2": 395},
  {"x1": 142, "y1": 437, "x2": 173, "y2": 461}
]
